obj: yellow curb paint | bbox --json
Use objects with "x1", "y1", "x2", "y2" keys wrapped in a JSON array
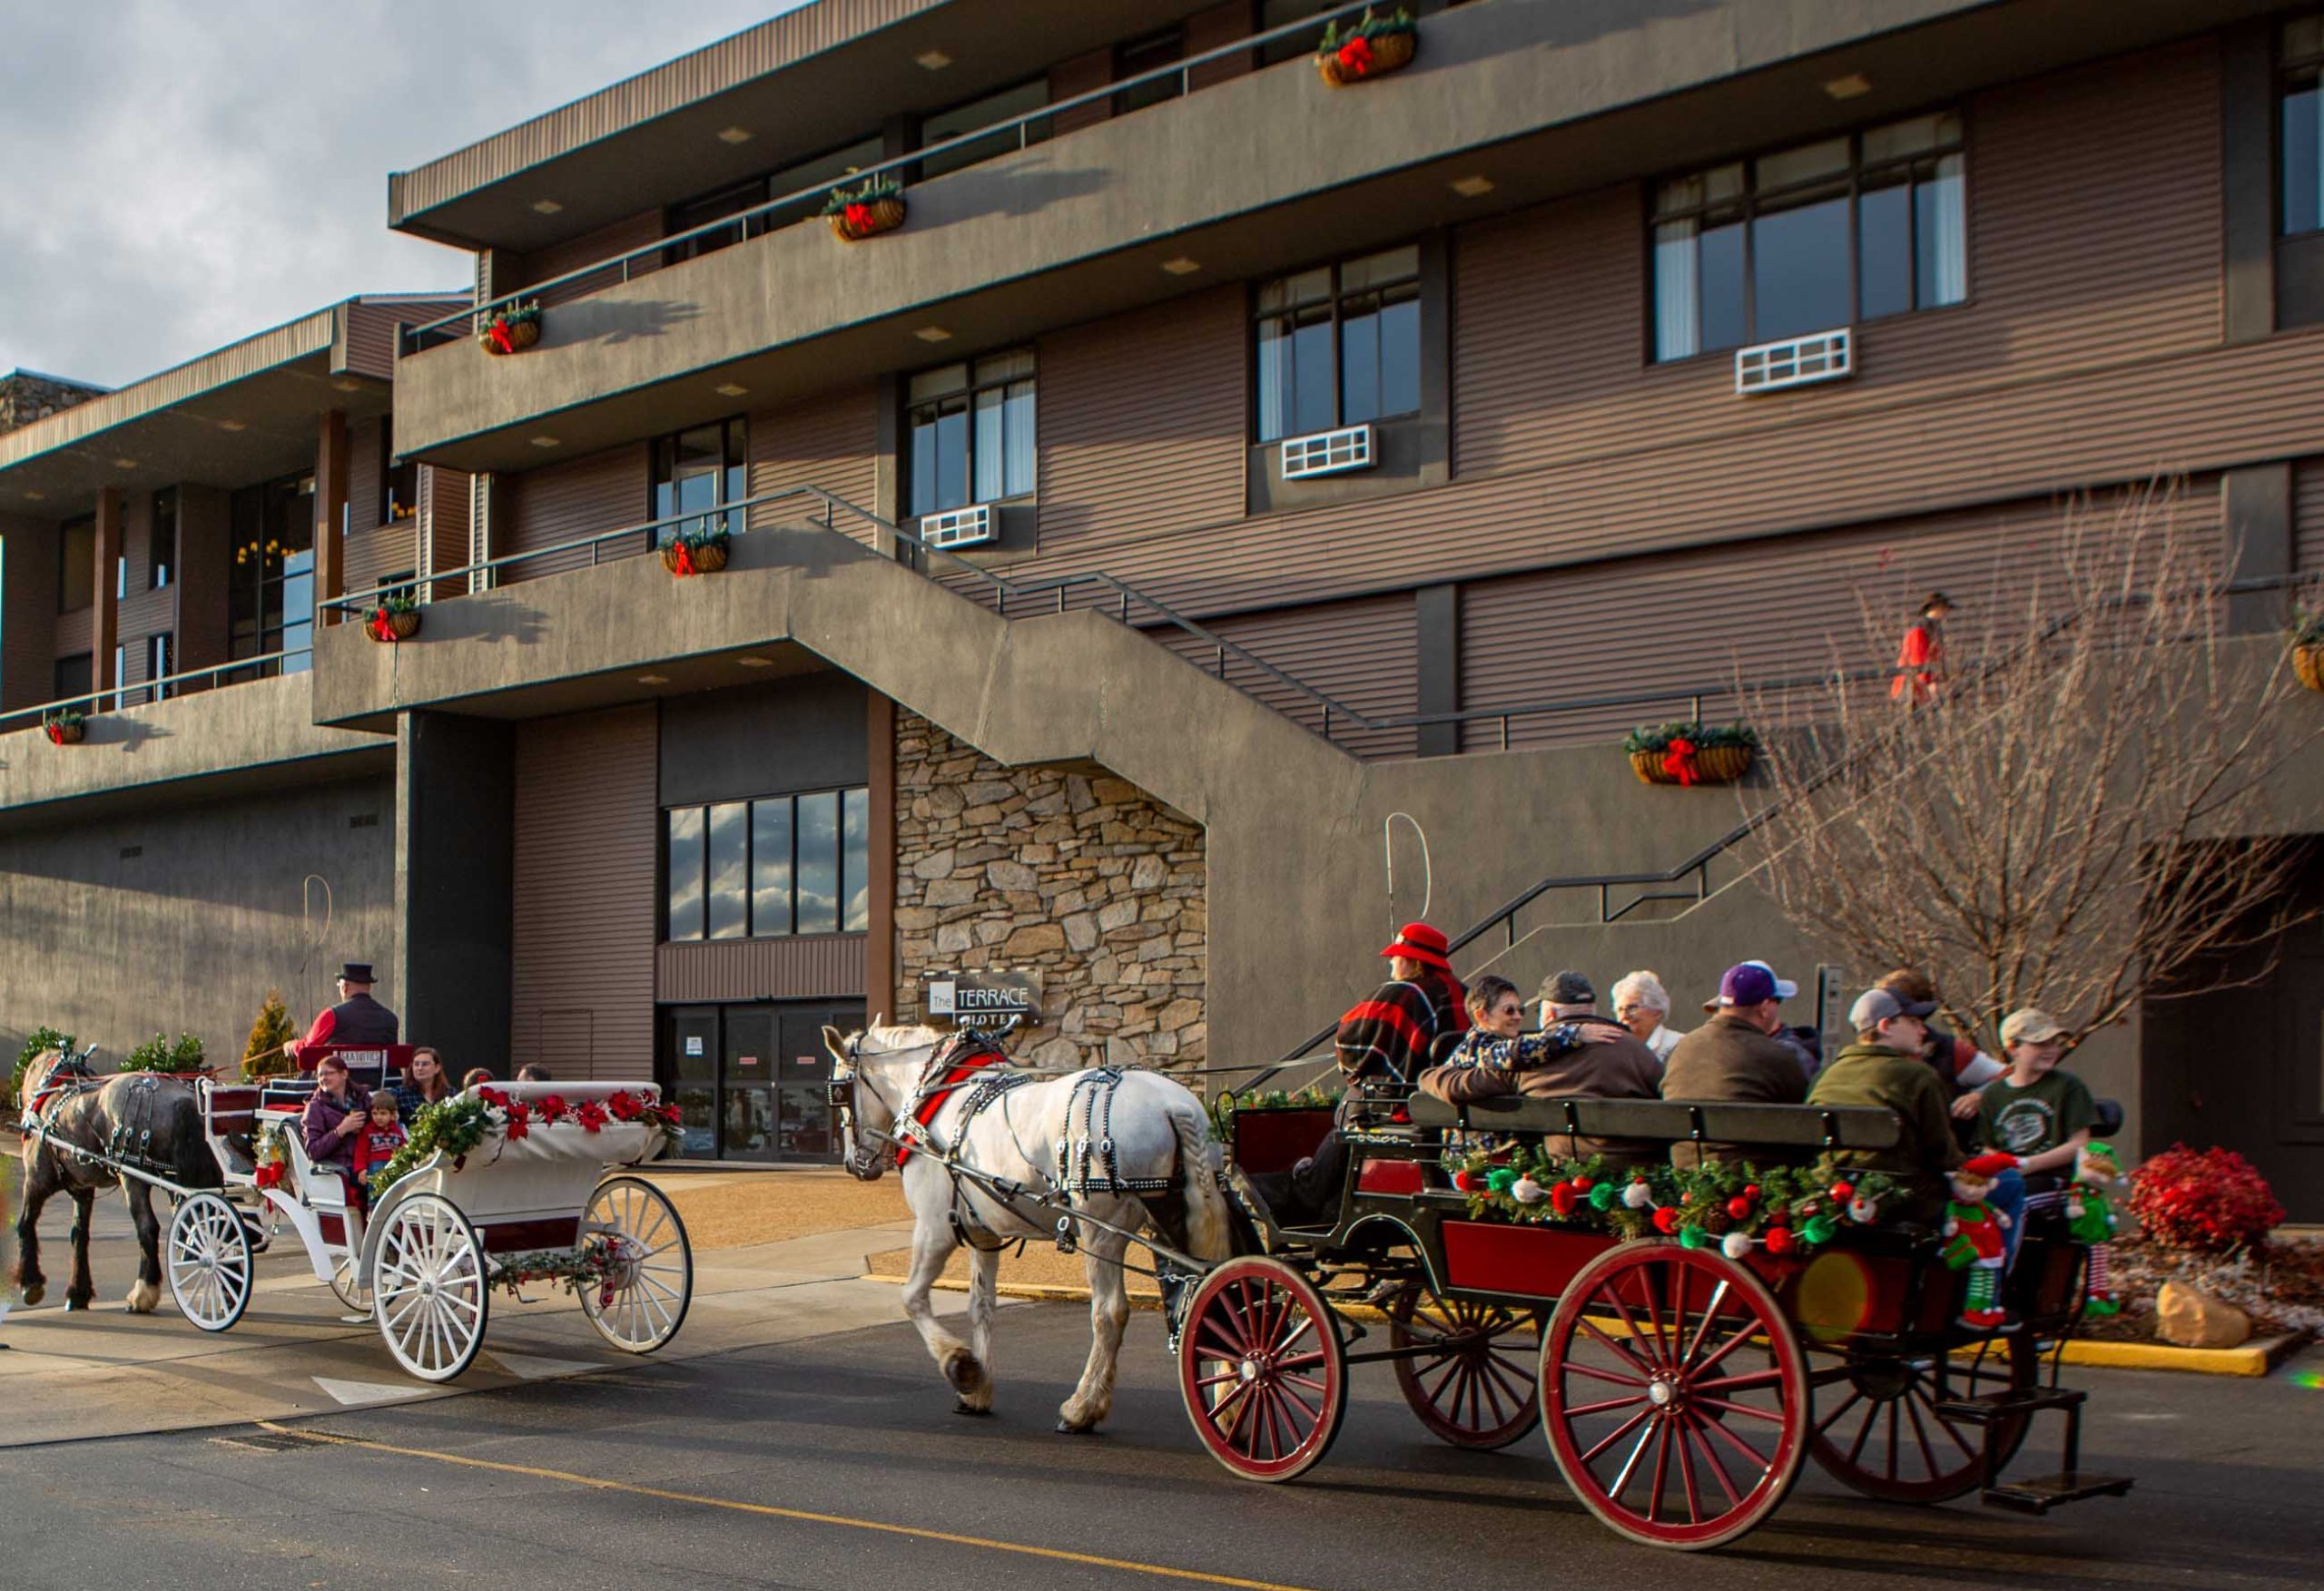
[
  {"x1": 255, "y1": 1421, "x2": 1326, "y2": 1591},
  {"x1": 1953, "y1": 1332, "x2": 2299, "y2": 1379}
]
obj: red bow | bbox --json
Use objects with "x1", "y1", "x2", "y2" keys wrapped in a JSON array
[
  {"x1": 1338, "y1": 34, "x2": 1374, "y2": 73},
  {"x1": 1663, "y1": 737, "x2": 1700, "y2": 786},
  {"x1": 488, "y1": 319, "x2": 516, "y2": 354},
  {"x1": 844, "y1": 201, "x2": 876, "y2": 234},
  {"x1": 254, "y1": 1163, "x2": 283, "y2": 1190},
  {"x1": 672, "y1": 540, "x2": 697, "y2": 577},
  {"x1": 368, "y1": 606, "x2": 397, "y2": 642},
  {"x1": 44, "y1": 722, "x2": 64, "y2": 745}
]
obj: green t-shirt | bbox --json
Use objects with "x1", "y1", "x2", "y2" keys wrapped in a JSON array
[{"x1": 1979, "y1": 1068, "x2": 2098, "y2": 1157}]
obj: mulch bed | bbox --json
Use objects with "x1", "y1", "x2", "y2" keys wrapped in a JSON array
[{"x1": 2080, "y1": 1232, "x2": 2324, "y2": 1343}]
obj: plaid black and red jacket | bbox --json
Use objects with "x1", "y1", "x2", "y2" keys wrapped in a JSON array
[{"x1": 1333, "y1": 969, "x2": 1469, "y2": 1094}]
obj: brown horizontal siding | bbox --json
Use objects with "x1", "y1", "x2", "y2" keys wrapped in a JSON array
[
  {"x1": 2299, "y1": 457, "x2": 2324, "y2": 575},
  {"x1": 512, "y1": 704, "x2": 658, "y2": 1082},
  {"x1": 746, "y1": 386, "x2": 879, "y2": 539},
  {"x1": 348, "y1": 417, "x2": 385, "y2": 536},
  {"x1": 426, "y1": 465, "x2": 473, "y2": 598},
  {"x1": 0, "y1": 511, "x2": 60, "y2": 710},
  {"x1": 341, "y1": 298, "x2": 468, "y2": 379},
  {"x1": 519, "y1": 210, "x2": 664, "y2": 307},
  {"x1": 54, "y1": 607, "x2": 93, "y2": 657},
  {"x1": 1036, "y1": 287, "x2": 1246, "y2": 555},
  {"x1": 502, "y1": 444, "x2": 650, "y2": 582},
  {"x1": 655, "y1": 935, "x2": 867, "y2": 1003},
  {"x1": 1458, "y1": 482, "x2": 2224, "y2": 751},
  {"x1": 1150, "y1": 593, "x2": 1418, "y2": 760}
]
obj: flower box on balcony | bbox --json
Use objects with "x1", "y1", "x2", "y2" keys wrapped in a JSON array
[
  {"x1": 43, "y1": 710, "x2": 85, "y2": 746},
  {"x1": 1622, "y1": 722, "x2": 1758, "y2": 787},
  {"x1": 660, "y1": 526, "x2": 730, "y2": 577},
  {"x1": 1316, "y1": 8, "x2": 1417, "y2": 86},
  {"x1": 477, "y1": 300, "x2": 542, "y2": 356},
  {"x1": 367, "y1": 595, "x2": 422, "y2": 643},
  {"x1": 822, "y1": 176, "x2": 906, "y2": 242}
]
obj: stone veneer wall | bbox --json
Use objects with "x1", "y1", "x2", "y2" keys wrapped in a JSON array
[
  {"x1": 0, "y1": 371, "x2": 106, "y2": 436},
  {"x1": 892, "y1": 710, "x2": 1206, "y2": 1073}
]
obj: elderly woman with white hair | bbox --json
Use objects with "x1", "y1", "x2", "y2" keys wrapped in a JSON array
[{"x1": 1611, "y1": 969, "x2": 1685, "y2": 1064}]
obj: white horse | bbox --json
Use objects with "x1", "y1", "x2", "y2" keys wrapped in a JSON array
[{"x1": 823, "y1": 1022, "x2": 1233, "y2": 1433}]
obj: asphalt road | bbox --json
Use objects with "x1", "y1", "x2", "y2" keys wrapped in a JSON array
[{"x1": 3, "y1": 1301, "x2": 2319, "y2": 1591}]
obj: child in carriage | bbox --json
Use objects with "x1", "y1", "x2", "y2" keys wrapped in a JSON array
[{"x1": 350, "y1": 1091, "x2": 409, "y2": 1211}]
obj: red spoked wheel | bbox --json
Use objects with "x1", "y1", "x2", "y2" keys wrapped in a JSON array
[
  {"x1": 1541, "y1": 1240, "x2": 1808, "y2": 1550},
  {"x1": 1177, "y1": 1255, "x2": 1348, "y2": 1483},
  {"x1": 1387, "y1": 1279, "x2": 1542, "y2": 1449},
  {"x1": 1808, "y1": 1332, "x2": 2039, "y2": 1503}
]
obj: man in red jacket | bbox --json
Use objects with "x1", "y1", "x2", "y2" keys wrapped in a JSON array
[{"x1": 285, "y1": 962, "x2": 401, "y2": 1065}]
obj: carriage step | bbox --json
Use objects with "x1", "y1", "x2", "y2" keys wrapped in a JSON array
[
  {"x1": 1980, "y1": 1472, "x2": 2134, "y2": 1514},
  {"x1": 1932, "y1": 1386, "x2": 2087, "y2": 1423}
]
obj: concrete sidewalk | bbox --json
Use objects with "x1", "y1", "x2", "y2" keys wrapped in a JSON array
[{"x1": 0, "y1": 1165, "x2": 949, "y2": 1447}]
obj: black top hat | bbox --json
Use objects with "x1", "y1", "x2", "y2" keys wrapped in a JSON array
[{"x1": 339, "y1": 962, "x2": 376, "y2": 985}]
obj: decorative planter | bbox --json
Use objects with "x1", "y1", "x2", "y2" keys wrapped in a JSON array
[
  {"x1": 478, "y1": 317, "x2": 541, "y2": 356},
  {"x1": 2295, "y1": 643, "x2": 2324, "y2": 695},
  {"x1": 1317, "y1": 28, "x2": 1416, "y2": 87},
  {"x1": 828, "y1": 197, "x2": 906, "y2": 242},
  {"x1": 44, "y1": 721, "x2": 84, "y2": 746},
  {"x1": 661, "y1": 538, "x2": 730, "y2": 576},
  {"x1": 1630, "y1": 744, "x2": 1754, "y2": 786},
  {"x1": 369, "y1": 609, "x2": 421, "y2": 643}
]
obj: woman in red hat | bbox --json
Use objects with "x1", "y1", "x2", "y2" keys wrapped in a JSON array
[{"x1": 1280, "y1": 925, "x2": 1470, "y2": 1220}]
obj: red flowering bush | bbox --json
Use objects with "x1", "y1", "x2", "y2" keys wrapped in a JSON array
[{"x1": 2128, "y1": 1144, "x2": 2284, "y2": 1253}]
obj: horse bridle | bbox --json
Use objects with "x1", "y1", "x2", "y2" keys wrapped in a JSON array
[{"x1": 828, "y1": 1030, "x2": 937, "y2": 1182}]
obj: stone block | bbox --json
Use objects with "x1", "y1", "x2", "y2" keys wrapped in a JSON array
[
  {"x1": 1004, "y1": 923, "x2": 1068, "y2": 958},
  {"x1": 911, "y1": 848, "x2": 956, "y2": 881},
  {"x1": 975, "y1": 919, "x2": 1012, "y2": 946},
  {"x1": 935, "y1": 921, "x2": 975, "y2": 954},
  {"x1": 1130, "y1": 854, "x2": 1168, "y2": 890},
  {"x1": 1064, "y1": 913, "x2": 1099, "y2": 952},
  {"x1": 921, "y1": 784, "x2": 963, "y2": 818},
  {"x1": 987, "y1": 859, "x2": 1040, "y2": 892},
  {"x1": 2155, "y1": 1282, "x2": 2253, "y2": 1349},
  {"x1": 894, "y1": 907, "x2": 938, "y2": 931},
  {"x1": 962, "y1": 779, "x2": 1019, "y2": 804},
  {"x1": 1157, "y1": 997, "x2": 1203, "y2": 1033},
  {"x1": 1019, "y1": 843, "x2": 1057, "y2": 864},
  {"x1": 1097, "y1": 899, "x2": 1138, "y2": 932},
  {"x1": 924, "y1": 878, "x2": 978, "y2": 906},
  {"x1": 962, "y1": 804, "x2": 1006, "y2": 827},
  {"x1": 1091, "y1": 778, "x2": 1141, "y2": 803}
]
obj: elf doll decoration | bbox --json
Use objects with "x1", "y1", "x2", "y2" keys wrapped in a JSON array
[
  {"x1": 1943, "y1": 1150, "x2": 2020, "y2": 1331},
  {"x1": 1890, "y1": 591, "x2": 1955, "y2": 707},
  {"x1": 2067, "y1": 1141, "x2": 2123, "y2": 1317}
]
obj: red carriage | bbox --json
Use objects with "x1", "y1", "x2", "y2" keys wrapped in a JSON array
[{"x1": 1176, "y1": 1091, "x2": 2132, "y2": 1550}]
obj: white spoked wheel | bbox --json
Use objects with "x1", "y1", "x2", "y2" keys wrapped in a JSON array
[
  {"x1": 579, "y1": 1175, "x2": 693, "y2": 1353},
  {"x1": 371, "y1": 1193, "x2": 489, "y2": 1382},
  {"x1": 167, "y1": 1193, "x2": 253, "y2": 1333},
  {"x1": 330, "y1": 1250, "x2": 369, "y2": 1312}
]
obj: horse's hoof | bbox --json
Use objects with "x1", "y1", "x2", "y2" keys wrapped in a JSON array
[
  {"x1": 64, "y1": 1296, "x2": 91, "y2": 1312},
  {"x1": 953, "y1": 1401, "x2": 994, "y2": 1418},
  {"x1": 18, "y1": 1285, "x2": 43, "y2": 1308},
  {"x1": 124, "y1": 1281, "x2": 162, "y2": 1314},
  {"x1": 1054, "y1": 1419, "x2": 1103, "y2": 1436}
]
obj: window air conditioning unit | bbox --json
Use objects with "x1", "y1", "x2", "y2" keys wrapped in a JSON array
[
  {"x1": 1279, "y1": 423, "x2": 1375, "y2": 480},
  {"x1": 1735, "y1": 328, "x2": 1853, "y2": 395},
  {"x1": 921, "y1": 503, "x2": 995, "y2": 550}
]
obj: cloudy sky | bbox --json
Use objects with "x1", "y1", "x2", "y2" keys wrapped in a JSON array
[{"x1": 0, "y1": 1, "x2": 801, "y2": 388}]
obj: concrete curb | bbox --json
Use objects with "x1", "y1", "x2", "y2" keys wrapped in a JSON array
[{"x1": 871, "y1": 1275, "x2": 2309, "y2": 1376}]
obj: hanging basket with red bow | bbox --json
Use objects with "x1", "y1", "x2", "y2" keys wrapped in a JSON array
[
  {"x1": 476, "y1": 300, "x2": 543, "y2": 357},
  {"x1": 42, "y1": 709, "x2": 86, "y2": 745},
  {"x1": 1623, "y1": 721, "x2": 1758, "y2": 786},
  {"x1": 660, "y1": 526, "x2": 732, "y2": 577},
  {"x1": 367, "y1": 594, "x2": 422, "y2": 643},
  {"x1": 822, "y1": 175, "x2": 906, "y2": 242},
  {"x1": 1316, "y1": 7, "x2": 1417, "y2": 87}
]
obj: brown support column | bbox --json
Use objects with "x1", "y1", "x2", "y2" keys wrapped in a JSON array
[
  {"x1": 865, "y1": 691, "x2": 898, "y2": 1022},
  {"x1": 315, "y1": 408, "x2": 349, "y2": 625},
  {"x1": 92, "y1": 486, "x2": 120, "y2": 695}
]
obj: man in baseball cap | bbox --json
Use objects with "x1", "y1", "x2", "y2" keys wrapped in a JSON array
[
  {"x1": 1807, "y1": 986, "x2": 1969, "y2": 1223},
  {"x1": 1660, "y1": 962, "x2": 1811, "y2": 1165}
]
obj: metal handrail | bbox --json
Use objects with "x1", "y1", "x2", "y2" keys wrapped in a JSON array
[
  {"x1": 399, "y1": 0, "x2": 1388, "y2": 355},
  {"x1": 0, "y1": 648, "x2": 312, "y2": 734}
]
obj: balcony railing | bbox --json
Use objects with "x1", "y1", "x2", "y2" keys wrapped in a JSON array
[
  {"x1": 0, "y1": 649, "x2": 311, "y2": 739},
  {"x1": 399, "y1": 0, "x2": 1388, "y2": 356}
]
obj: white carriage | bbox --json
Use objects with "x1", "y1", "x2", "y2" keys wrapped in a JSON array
[{"x1": 170, "y1": 1070, "x2": 692, "y2": 1382}]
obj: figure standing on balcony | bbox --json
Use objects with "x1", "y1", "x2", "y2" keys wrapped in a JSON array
[
  {"x1": 283, "y1": 962, "x2": 400, "y2": 1065},
  {"x1": 1891, "y1": 591, "x2": 1955, "y2": 706}
]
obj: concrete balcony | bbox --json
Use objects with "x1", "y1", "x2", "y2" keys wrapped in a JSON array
[
  {"x1": 0, "y1": 672, "x2": 390, "y2": 829},
  {"x1": 389, "y1": 0, "x2": 2266, "y2": 472}
]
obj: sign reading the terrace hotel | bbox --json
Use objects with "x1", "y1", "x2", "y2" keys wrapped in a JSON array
[{"x1": 924, "y1": 972, "x2": 1042, "y2": 1032}]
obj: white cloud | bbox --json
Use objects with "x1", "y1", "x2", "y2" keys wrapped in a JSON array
[{"x1": 0, "y1": 0, "x2": 797, "y2": 386}]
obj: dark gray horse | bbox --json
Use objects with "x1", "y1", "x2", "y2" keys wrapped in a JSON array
[{"x1": 12, "y1": 1050, "x2": 220, "y2": 1311}]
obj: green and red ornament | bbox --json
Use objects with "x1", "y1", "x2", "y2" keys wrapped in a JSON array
[
  {"x1": 660, "y1": 524, "x2": 731, "y2": 577},
  {"x1": 823, "y1": 173, "x2": 906, "y2": 242},
  {"x1": 366, "y1": 591, "x2": 421, "y2": 643},
  {"x1": 1624, "y1": 720, "x2": 1759, "y2": 786},
  {"x1": 477, "y1": 300, "x2": 543, "y2": 356},
  {"x1": 42, "y1": 707, "x2": 86, "y2": 745},
  {"x1": 1315, "y1": 7, "x2": 1418, "y2": 86}
]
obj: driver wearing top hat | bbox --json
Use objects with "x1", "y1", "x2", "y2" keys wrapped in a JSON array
[{"x1": 285, "y1": 962, "x2": 401, "y2": 1063}]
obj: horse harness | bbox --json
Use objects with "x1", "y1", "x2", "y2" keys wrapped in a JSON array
[{"x1": 20, "y1": 1061, "x2": 177, "y2": 1181}]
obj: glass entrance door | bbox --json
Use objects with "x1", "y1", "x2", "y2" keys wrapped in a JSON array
[{"x1": 660, "y1": 1000, "x2": 862, "y2": 1162}]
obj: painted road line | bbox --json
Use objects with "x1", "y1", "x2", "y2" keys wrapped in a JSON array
[
  {"x1": 256, "y1": 1421, "x2": 1329, "y2": 1591},
  {"x1": 312, "y1": 1378, "x2": 430, "y2": 1408},
  {"x1": 488, "y1": 1351, "x2": 607, "y2": 1380}
]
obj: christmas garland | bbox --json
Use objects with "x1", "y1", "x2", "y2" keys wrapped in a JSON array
[
  {"x1": 820, "y1": 172, "x2": 902, "y2": 221},
  {"x1": 488, "y1": 1242, "x2": 625, "y2": 1305},
  {"x1": 1443, "y1": 1141, "x2": 1902, "y2": 1259},
  {"x1": 476, "y1": 300, "x2": 542, "y2": 355},
  {"x1": 365, "y1": 1086, "x2": 682, "y2": 1198},
  {"x1": 43, "y1": 708, "x2": 86, "y2": 745}
]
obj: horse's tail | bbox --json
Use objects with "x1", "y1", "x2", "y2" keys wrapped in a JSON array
[
  {"x1": 164, "y1": 1086, "x2": 223, "y2": 1192},
  {"x1": 1166, "y1": 1096, "x2": 1233, "y2": 1265}
]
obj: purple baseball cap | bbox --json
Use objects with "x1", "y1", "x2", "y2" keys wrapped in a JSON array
[{"x1": 1718, "y1": 960, "x2": 1797, "y2": 1007}]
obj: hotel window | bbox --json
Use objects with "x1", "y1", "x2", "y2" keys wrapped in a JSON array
[
  {"x1": 228, "y1": 472, "x2": 316, "y2": 674},
  {"x1": 59, "y1": 516, "x2": 94, "y2": 613},
  {"x1": 148, "y1": 487, "x2": 176, "y2": 590},
  {"x1": 665, "y1": 788, "x2": 871, "y2": 941},
  {"x1": 665, "y1": 133, "x2": 885, "y2": 262},
  {"x1": 906, "y1": 351, "x2": 1036, "y2": 518},
  {"x1": 1651, "y1": 112, "x2": 1966, "y2": 362},
  {"x1": 1254, "y1": 246, "x2": 1421, "y2": 442},
  {"x1": 651, "y1": 418, "x2": 747, "y2": 545},
  {"x1": 1115, "y1": 26, "x2": 1185, "y2": 115},
  {"x1": 54, "y1": 653, "x2": 92, "y2": 702},
  {"x1": 921, "y1": 80, "x2": 1049, "y2": 179},
  {"x1": 146, "y1": 633, "x2": 172, "y2": 703},
  {"x1": 1258, "y1": 1, "x2": 1338, "y2": 67},
  {"x1": 2286, "y1": 15, "x2": 2324, "y2": 237},
  {"x1": 379, "y1": 422, "x2": 418, "y2": 525}
]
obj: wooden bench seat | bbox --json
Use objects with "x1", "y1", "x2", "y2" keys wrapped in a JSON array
[{"x1": 1402, "y1": 1094, "x2": 1903, "y2": 1151}]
